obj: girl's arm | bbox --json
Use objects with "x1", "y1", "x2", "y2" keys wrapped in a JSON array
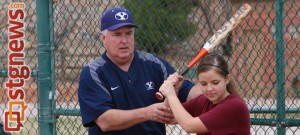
[
  {"x1": 160, "y1": 75, "x2": 209, "y2": 133},
  {"x1": 167, "y1": 95, "x2": 208, "y2": 133}
]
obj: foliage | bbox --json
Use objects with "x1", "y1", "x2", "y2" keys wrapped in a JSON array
[{"x1": 124, "y1": 0, "x2": 198, "y2": 53}]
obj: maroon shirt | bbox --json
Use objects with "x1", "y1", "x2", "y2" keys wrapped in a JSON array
[{"x1": 183, "y1": 94, "x2": 250, "y2": 135}]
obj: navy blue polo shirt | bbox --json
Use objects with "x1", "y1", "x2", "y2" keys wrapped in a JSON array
[{"x1": 78, "y1": 50, "x2": 194, "y2": 135}]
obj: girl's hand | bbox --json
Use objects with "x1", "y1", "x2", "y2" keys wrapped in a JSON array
[
  {"x1": 166, "y1": 73, "x2": 184, "y2": 95},
  {"x1": 159, "y1": 80, "x2": 176, "y2": 98}
]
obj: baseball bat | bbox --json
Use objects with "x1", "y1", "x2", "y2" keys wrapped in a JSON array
[{"x1": 156, "y1": 3, "x2": 252, "y2": 100}]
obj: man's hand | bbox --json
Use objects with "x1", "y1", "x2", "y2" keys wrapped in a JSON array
[
  {"x1": 95, "y1": 103, "x2": 174, "y2": 131},
  {"x1": 144, "y1": 103, "x2": 174, "y2": 124}
]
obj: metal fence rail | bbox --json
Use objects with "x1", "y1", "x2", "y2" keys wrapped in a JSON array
[{"x1": 0, "y1": 0, "x2": 299, "y2": 135}]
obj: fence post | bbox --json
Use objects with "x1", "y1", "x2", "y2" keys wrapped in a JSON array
[
  {"x1": 36, "y1": 0, "x2": 55, "y2": 134},
  {"x1": 275, "y1": 0, "x2": 286, "y2": 135}
]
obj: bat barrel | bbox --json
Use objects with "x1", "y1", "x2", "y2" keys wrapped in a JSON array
[{"x1": 155, "y1": 3, "x2": 252, "y2": 100}]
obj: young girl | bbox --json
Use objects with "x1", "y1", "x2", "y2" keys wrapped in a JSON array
[{"x1": 159, "y1": 54, "x2": 250, "y2": 135}]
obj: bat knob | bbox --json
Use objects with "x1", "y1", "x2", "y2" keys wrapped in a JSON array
[{"x1": 155, "y1": 92, "x2": 164, "y2": 100}]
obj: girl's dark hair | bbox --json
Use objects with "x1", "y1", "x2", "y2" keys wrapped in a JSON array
[{"x1": 196, "y1": 54, "x2": 238, "y2": 95}]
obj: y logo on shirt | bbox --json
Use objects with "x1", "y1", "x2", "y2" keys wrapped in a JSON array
[{"x1": 145, "y1": 82, "x2": 154, "y2": 90}]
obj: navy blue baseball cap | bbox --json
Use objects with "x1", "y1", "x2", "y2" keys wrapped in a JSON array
[{"x1": 101, "y1": 7, "x2": 138, "y2": 31}]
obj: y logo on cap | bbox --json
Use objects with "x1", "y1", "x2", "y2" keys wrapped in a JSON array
[{"x1": 115, "y1": 12, "x2": 128, "y2": 20}]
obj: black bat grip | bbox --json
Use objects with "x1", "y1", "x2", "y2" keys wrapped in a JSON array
[
  {"x1": 179, "y1": 67, "x2": 190, "y2": 76},
  {"x1": 156, "y1": 67, "x2": 190, "y2": 100}
]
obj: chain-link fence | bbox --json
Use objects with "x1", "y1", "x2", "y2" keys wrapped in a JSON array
[{"x1": 1, "y1": 0, "x2": 299, "y2": 135}]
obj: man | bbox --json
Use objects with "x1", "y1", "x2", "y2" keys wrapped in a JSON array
[{"x1": 78, "y1": 7, "x2": 200, "y2": 135}]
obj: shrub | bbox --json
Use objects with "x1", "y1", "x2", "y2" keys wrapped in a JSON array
[{"x1": 124, "y1": 0, "x2": 197, "y2": 53}]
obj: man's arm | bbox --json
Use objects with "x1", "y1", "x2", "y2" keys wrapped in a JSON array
[
  {"x1": 186, "y1": 84, "x2": 202, "y2": 101},
  {"x1": 95, "y1": 103, "x2": 173, "y2": 131}
]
